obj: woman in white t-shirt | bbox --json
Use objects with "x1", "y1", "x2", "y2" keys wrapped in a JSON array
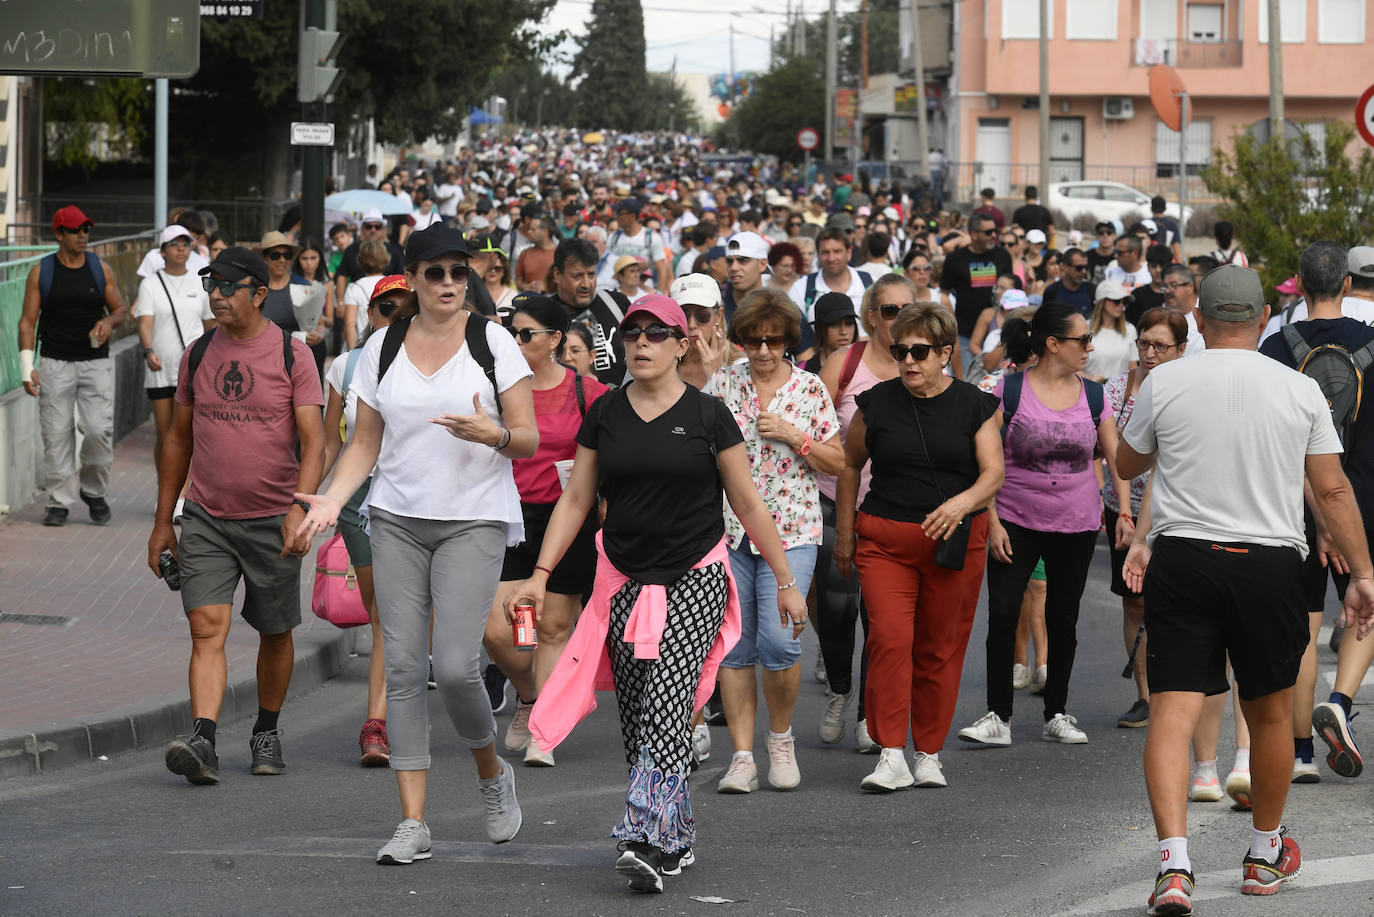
[
  {"x1": 342, "y1": 239, "x2": 391, "y2": 349},
  {"x1": 133, "y1": 225, "x2": 212, "y2": 480},
  {"x1": 296, "y1": 224, "x2": 538, "y2": 865},
  {"x1": 1082, "y1": 280, "x2": 1138, "y2": 382},
  {"x1": 321, "y1": 275, "x2": 413, "y2": 769}
]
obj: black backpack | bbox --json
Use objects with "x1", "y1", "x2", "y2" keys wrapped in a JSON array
[
  {"x1": 378, "y1": 312, "x2": 503, "y2": 416},
  {"x1": 1281, "y1": 324, "x2": 1374, "y2": 457},
  {"x1": 185, "y1": 324, "x2": 294, "y2": 398}
]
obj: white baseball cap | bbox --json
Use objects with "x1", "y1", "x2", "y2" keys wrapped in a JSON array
[
  {"x1": 669, "y1": 273, "x2": 723, "y2": 309},
  {"x1": 725, "y1": 231, "x2": 769, "y2": 261},
  {"x1": 1025, "y1": 228, "x2": 1047, "y2": 245},
  {"x1": 159, "y1": 224, "x2": 194, "y2": 246},
  {"x1": 361, "y1": 208, "x2": 386, "y2": 224}
]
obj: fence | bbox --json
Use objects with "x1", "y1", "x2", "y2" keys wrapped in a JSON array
[{"x1": 10, "y1": 195, "x2": 297, "y2": 247}]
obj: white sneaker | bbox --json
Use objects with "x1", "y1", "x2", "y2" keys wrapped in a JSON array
[
  {"x1": 818, "y1": 689, "x2": 852, "y2": 745},
  {"x1": 1011, "y1": 663, "x2": 1031, "y2": 690},
  {"x1": 1189, "y1": 769, "x2": 1222, "y2": 802},
  {"x1": 717, "y1": 755, "x2": 759, "y2": 793},
  {"x1": 1028, "y1": 665, "x2": 1048, "y2": 695},
  {"x1": 1292, "y1": 756, "x2": 1321, "y2": 784},
  {"x1": 958, "y1": 711, "x2": 1012, "y2": 746},
  {"x1": 911, "y1": 751, "x2": 947, "y2": 788},
  {"x1": 1041, "y1": 713, "x2": 1088, "y2": 744},
  {"x1": 766, "y1": 733, "x2": 801, "y2": 790},
  {"x1": 523, "y1": 739, "x2": 555, "y2": 767},
  {"x1": 814, "y1": 649, "x2": 828, "y2": 684},
  {"x1": 504, "y1": 700, "x2": 533, "y2": 752},
  {"x1": 855, "y1": 718, "x2": 878, "y2": 754},
  {"x1": 1225, "y1": 768, "x2": 1252, "y2": 809},
  {"x1": 861, "y1": 747, "x2": 915, "y2": 792},
  {"x1": 691, "y1": 724, "x2": 711, "y2": 765},
  {"x1": 376, "y1": 817, "x2": 432, "y2": 865},
  {"x1": 478, "y1": 759, "x2": 522, "y2": 843}
]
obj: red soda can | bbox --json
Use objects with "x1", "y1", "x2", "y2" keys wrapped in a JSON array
[{"x1": 513, "y1": 602, "x2": 538, "y2": 652}]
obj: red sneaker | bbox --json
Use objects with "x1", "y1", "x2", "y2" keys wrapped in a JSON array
[
  {"x1": 359, "y1": 718, "x2": 390, "y2": 767},
  {"x1": 1241, "y1": 827, "x2": 1301, "y2": 895},
  {"x1": 1147, "y1": 868, "x2": 1194, "y2": 916}
]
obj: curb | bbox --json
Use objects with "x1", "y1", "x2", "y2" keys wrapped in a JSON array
[{"x1": 0, "y1": 627, "x2": 356, "y2": 781}]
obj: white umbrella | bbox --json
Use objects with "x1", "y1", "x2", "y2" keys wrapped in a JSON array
[{"x1": 324, "y1": 189, "x2": 411, "y2": 216}]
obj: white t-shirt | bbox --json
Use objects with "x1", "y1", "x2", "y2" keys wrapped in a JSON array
[
  {"x1": 1084, "y1": 323, "x2": 1137, "y2": 379},
  {"x1": 1104, "y1": 263, "x2": 1151, "y2": 293},
  {"x1": 1260, "y1": 297, "x2": 1374, "y2": 344},
  {"x1": 598, "y1": 226, "x2": 660, "y2": 289},
  {"x1": 137, "y1": 248, "x2": 209, "y2": 279},
  {"x1": 344, "y1": 275, "x2": 384, "y2": 343},
  {"x1": 1122, "y1": 348, "x2": 1341, "y2": 556},
  {"x1": 788, "y1": 267, "x2": 876, "y2": 322},
  {"x1": 1180, "y1": 310, "x2": 1207, "y2": 356},
  {"x1": 435, "y1": 182, "x2": 461, "y2": 217},
  {"x1": 412, "y1": 209, "x2": 444, "y2": 231},
  {"x1": 350, "y1": 318, "x2": 533, "y2": 542},
  {"x1": 131, "y1": 270, "x2": 212, "y2": 388},
  {"x1": 676, "y1": 248, "x2": 702, "y2": 277}
]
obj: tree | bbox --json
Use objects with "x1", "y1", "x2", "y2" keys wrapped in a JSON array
[
  {"x1": 773, "y1": 0, "x2": 903, "y2": 89},
  {"x1": 43, "y1": 78, "x2": 149, "y2": 173},
  {"x1": 1202, "y1": 122, "x2": 1374, "y2": 290},
  {"x1": 571, "y1": 0, "x2": 648, "y2": 130},
  {"x1": 717, "y1": 56, "x2": 825, "y2": 161}
]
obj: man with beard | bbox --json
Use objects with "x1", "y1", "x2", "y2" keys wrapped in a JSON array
[{"x1": 549, "y1": 238, "x2": 631, "y2": 386}]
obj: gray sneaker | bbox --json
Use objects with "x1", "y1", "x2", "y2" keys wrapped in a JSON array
[
  {"x1": 377, "y1": 818, "x2": 432, "y2": 865},
  {"x1": 165, "y1": 734, "x2": 219, "y2": 785},
  {"x1": 249, "y1": 729, "x2": 286, "y2": 775},
  {"x1": 818, "y1": 689, "x2": 852, "y2": 744},
  {"x1": 479, "y1": 758, "x2": 523, "y2": 843}
]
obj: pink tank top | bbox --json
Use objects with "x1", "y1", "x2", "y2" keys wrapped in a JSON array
[{"x1": 818, "y1": 355, "x2": 883, "y2": 503}]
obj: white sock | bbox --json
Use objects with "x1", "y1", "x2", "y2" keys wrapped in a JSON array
[
  {"x1": 1250, "y1": 827, "x2": 1281, "y2": 863},
  {"x1": 1159, "y1": 837, "x2": 1191, "y2": 874},
  {"x1": 1233, "y1": 747, "x2": 1251, "y2": 772},
  {"x1": 768, "y1": 728, "x2": 792, "y2": 741},
  {"x1": 1193, "y1": 758, "x2": 1217, "y2": 780},
  {"x1": 731, "y1": 750, "x2": 754, "y2": 764}
]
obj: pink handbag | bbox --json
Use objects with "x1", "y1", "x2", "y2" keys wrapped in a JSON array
[{"x1": 311, "y1": 533, "x2": 370, "y2": 627}]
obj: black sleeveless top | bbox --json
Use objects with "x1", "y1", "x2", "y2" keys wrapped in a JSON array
[{"x1": 38, "y1": 258, "x2": 108, "y2": 361}]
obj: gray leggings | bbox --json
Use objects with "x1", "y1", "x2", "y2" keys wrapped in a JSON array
[{"x1": 369, "y1": 508, "x2": 506, "y2": 771}]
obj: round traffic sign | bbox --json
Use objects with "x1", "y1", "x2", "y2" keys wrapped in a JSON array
[
  {"x1": 796, "y1": 127, "x2": 819, "y2": 151},
  {"x1": 1357, "y1": 84, "x2": 1374, "y2": 148}
]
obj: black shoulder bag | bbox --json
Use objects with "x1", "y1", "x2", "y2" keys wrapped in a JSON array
[{"x1": 910, "y1": 394, "x2": 972, "y2": 570}]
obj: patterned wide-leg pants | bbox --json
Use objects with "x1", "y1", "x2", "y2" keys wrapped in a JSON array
[{"x1": 608, "y1": 563, "x2": 728, "y2": 854}]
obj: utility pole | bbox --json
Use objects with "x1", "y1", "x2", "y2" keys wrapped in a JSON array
[
  {"x1": 910, "y1": 0, "x2": 929, "y2": 187},
  {"x1": 860, "y1": 0, "x2": 869, "y2": 89},
  {"x1": 1038, "y1": 0, "x2": 1050, "y2": 195},
  {"x1": 154, "y1": 79, "x2": 167, "y2": 226},
  {"x1": 298, "y1": 0, "x2": 343, "y2": 249},
  {"x1": 729, "y1": 22, "x2": 736, "y2": 105},
  {"x1": 1267, "y1": 0, "x2": 1284, "y2": 142},
  {"x1": 825, "y1": 0, "x2": 837, "y2": 159},
  {"x1": 798, "y1": 2, "x2": 807, "y2": 56}
]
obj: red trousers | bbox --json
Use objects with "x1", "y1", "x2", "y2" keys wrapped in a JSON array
[{"x1": 854, "y1": 511, "x2": 989, "y2": 753}]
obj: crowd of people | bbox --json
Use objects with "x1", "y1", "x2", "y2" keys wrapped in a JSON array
[{"x1": 16, "y1": 128, "x2": 1374, "y2": 911}]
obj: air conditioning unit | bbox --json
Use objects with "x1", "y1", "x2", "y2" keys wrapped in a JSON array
[{"x1": 1104, "y1": 97, "x2": 1135, "y2": 120}]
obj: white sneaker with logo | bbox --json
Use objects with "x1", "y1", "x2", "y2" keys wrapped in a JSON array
[
  {"x1": 958, "y1": 711, "x2": 1012, "y2": 746},
  {"x1": 1041, "y1": 713, "x2": 1088, "y2": 744}
]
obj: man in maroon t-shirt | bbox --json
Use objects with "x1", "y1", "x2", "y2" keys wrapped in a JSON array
[{"x1": 146, "y1": 246, "x2": 325, "y2": 786}]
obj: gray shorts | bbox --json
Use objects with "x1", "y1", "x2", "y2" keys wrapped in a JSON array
[
  {"x1": 338, "y1": 477, "x2": 372, "y2": 568},
  {"x1": 178, "y1": 500, "x2": 303, "y2": 634}
]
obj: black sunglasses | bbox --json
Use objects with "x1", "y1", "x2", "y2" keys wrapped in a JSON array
[
  {"x1": 867, "y1": 302, "x2": 909, "y2": 320},
  {"x1": 201, "y1": 277, "x2": 257, "y2": 297},
  {"x1": 1066, "y1": 262, "x2": 1087, "y2": 270},
  {"x1": 62, "y1": 223, "x2": 94, "y2": 235},
  {"x1": 1053, "y1": 333, "x2": 1094, "y2": 347},
  {"x1": 890, "y1": 342, "x2": 941, "y2": 362},
  {"x1": 372, "y1": 297, "x2": 406, "y2": 317},
  {"x1": 742, "y1": 334, "x2": 787, "y2": 351},
  {"x1": 362, "y1": 222, "x2": 386, "y2": 230},
  {"x1": 684, "y1": 305, "x2": 717, "y2": 325},
  {"x1": 509, "y1": 327, "x2": 558, "y2": 344},
  {"x1": 264, "y1": 249, "x2": 293, "y2": 261},
  {"x1": 422, "y1": 263, "x2": 470, "y2": 285},
  {"x1": 622, "y1": 324, "x2": 677, "y2": 343}
]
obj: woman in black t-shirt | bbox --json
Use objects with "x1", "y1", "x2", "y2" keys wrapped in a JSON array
[
  {"x1": 834, "y1": 303, "x2": 1004, "y2": 792},
  {"x1": 505, "y1": 294, "x2": 806, "y2": 893}
]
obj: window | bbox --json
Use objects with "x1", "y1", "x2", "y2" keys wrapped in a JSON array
[
  {"x1": 1259, "y1": 0, "x2": 1306, "y2": 43},
  {"x1": 1155, "y1": 120, "x2": 1213, "y2": 177},
  {"x1": 1003, "y1": 0, "x2": 1054, "y2": 39},
  {"x1": 1187, "y1": 4, "x2": 1223, "y2": 40},
  {"x1": 1103, "y1": 185, "x2": 1147, "y2": 204},
  {"x1": 1318, "y1": 0, "x2": 1365, "y2": 43},
  {"x1": 1066, "y1": 0, "x2": 1115, "y2": 39}
]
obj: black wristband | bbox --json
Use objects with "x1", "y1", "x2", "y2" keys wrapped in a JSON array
[{"x1": 292, "y1": 499, "x2": 311, "y2": 513}]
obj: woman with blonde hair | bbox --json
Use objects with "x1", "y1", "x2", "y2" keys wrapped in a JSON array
[{"x1": 1082, "y1": 279, "x2": 1138, "y2": 383}]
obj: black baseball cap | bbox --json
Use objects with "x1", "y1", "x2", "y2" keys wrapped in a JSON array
[
  {"x1": 615, "y1": 197, "x2": 642, "y2": 215},
  {"x1": 520, "y1": 201, "x2": 543, "y2": 219},
  {"x1": 813, "y1": 292, "x2": 857, "y2": 329},
  {"x1": 405, "y1": 223, "x2": 471, "y2": 264},
  {"x1": 199, "y1": 246, "x2": 268, "y2": 286}
]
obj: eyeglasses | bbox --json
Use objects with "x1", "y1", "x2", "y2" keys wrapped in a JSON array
[
  {"x1": 1136, "y1": 340, "x2": 1178, "y2": 354},
  {"x1": 867, "y1": 302, "x2": 910, "y2": 320},
  {"x1": 422, "y1": 263, "x2": 470, "y2": 285},
  {"x1": 373, "y1": 297, "x2": 406, "y2": 317},
  {"x1": 890, "y1": 342, "x2": 939, "y2": 362},
  {"x1": 1097, "y1": 229, "x2": 1115, "y2": 236},
  {"x1": 59, "y1": 224, "x2": 93, "y2": 235},
  {"x1": 201, "y1": 277, "x2": 257, "y2": 297},
  {"x1": 622, "y1": 324, "x2": 677, "y2": 343},
  {"x1": 742, "y1": 334, "x2": 787, "y2": 352},
  {"x1": 264, "y1": 249, "x2": 293, "y2": 261},
  {"x1": 1053, "y1": 333, "x2": 1094, "y2": 347},
  {"x1": 1164, "y1": 281, "x2": 1193, "y2": 290},
  {"x1": 362, "y1": 222, "x2": 386, "y2": 230},
  {"x1": 509, "y1": 327, "x2": 558, "y2": 344},
  {"x1": 684, "y1": 305, "x2": 717, "y2": 325}
]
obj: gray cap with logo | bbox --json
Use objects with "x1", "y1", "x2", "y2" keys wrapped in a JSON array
[{"x1": 1198, "y1": 263, "x2": 1266, "y2": 322}]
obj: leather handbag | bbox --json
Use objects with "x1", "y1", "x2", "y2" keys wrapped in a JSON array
[
  {"x1": 911, "y1": 395, "x2": 973, "y2": 571},
  {"x1": 311, "y1": 533, "x2": 370, "y2": 627}
]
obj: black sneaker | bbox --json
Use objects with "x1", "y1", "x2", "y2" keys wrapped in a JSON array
[
  {"x1": 428, "y1": 657, "x2": 437, "y2": 690},
  {"x1": 1118, "y1": 699, "x2": 1150, "y2": 729},
  {"x1": 79, "y1": 491, "x2": 111, "y2": 525},
  {"x1": 41, "y1": 506, "x2": 68, "y2": 527},
  {"x1": 485, "y1": 663, "x2": 509, "y2": 714},
  {"x1": 165, "y1": 735, "x2": 220, "y2": 785},
  {"x1": 615, "y1": 841, "x2": 664, "y2": 893},
  {"x1": 249, "y1": 729, "x2": 286, "y2": 775},
  {"x1": 659, "y1": 847, "x2": 696, "y2": 876}
]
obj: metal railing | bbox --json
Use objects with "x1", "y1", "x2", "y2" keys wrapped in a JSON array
[
  {"x1": 1130, "y1": 38, "x2": 1243, "y2": 68},
  {"x1": 10, "y1": 195, "x2": 297, "y2": 247}
]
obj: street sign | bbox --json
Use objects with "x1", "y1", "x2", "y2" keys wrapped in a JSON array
[
  {"x1": 291, "y1": 122, "x2": 336, "y2": 147},
  {"x1": 796, "y1": 127, "x2": 819, "y2": 151},
  {"x1": 1357, "y1": 84, "x2": 1374, "y2": 148},
  {"x1": 0, "y1": 0, "x2": 200, "y2": 78}
]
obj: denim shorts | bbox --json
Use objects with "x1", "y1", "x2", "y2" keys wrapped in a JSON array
[{"x1": 722, "y1": 542, "x2": 819, "y2": 671}]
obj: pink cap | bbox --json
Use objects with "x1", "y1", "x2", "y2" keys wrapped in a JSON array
[
  {"x1": 1275, "y1": 276, "x2": 1299, "y2": 295},
  {"x1": 621, "y1": 293, "x2": 688, "y2": 336}
]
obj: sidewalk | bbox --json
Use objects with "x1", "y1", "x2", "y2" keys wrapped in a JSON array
[{"x1": 0, "y1": 421, "x2": 352, "y2": 779}]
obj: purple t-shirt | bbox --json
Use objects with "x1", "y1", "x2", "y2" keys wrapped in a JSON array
[{"x1": 994, "y1": 375, "x2": 1110, "y2": 534}]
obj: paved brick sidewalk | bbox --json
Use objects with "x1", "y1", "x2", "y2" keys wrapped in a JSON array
[{"x1": 0, "y1": 421, "x2": 350, "y2": 776}]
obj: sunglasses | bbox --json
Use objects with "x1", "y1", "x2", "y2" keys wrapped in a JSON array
[
  {"x1": 509, "y1": 327, "x2": 558, "y2": 344},
  {"x1": 890, "y1": 342, "x2": 939, "y2": 362},
  {"x1": 264, "y1": 249, "x2": 293, "y2": 261},
  {"x1": 164, "y1": 238, "x2": 192, "y2": 249},
  {"x1": 422, "y1": 263, "x2": 470, "y2": 285},
  {"x1": 362, "y1": 222, "x2": 386, "y2": 230},
  {"x1": 908, "y1": 264, "x2": 932, "y2": 272},
  {"x1": 1053, "y1": 333, "x2": 1094, "y2": 347},
  {"x1": 1066, "y1": 262, "x2": 1087, "y2": 271},
  {"x1": 59, "y1": 224, "x2": 93, "y2": 235},
  {"x1": 684, "y1": 305, "x2": 717, "y2": 325},
  {"x1": 1164, "y1": 281, "x2": 1194, "y2": 290},
  {"x1": 372, "y1": 297, "x2": 407, "y2": 317},
  {"x1": 201, "y1": 277, "x2": 257, "y2": 297},
  {"x1": 622, "y1": 324, "x2": 677, "y2": 343},
  {"x1": 742, "y1": 334, "x2": 787, "y2": 352},
  {"x1": 867, "y1": 302, "x2": 910, "y2": 320}
]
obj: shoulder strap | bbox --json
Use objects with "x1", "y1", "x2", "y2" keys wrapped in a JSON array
[
  {"x1": 858, "y1": 269, "x2": 874, "y2": 289},
  {"x1": 1352, "y1": 339, "x2": 1374, "y2": 374},
  {"x1": 805, "y1": 272, "x2": 818, "y2": 307},
  {"x1": 837, "y1": 340, "x2": 868, "y2": 396},
  {"x1": 594, "y1": 289, "x2": 626, "y2": 323},
  {"x1": 574, "y1": 371, "x2": 586, "y2": 417},
  {"x1": 700, "y1": 389, "x2": 718, "y2": 456},
  {"x1": 85, "y1": 251, "x2": 106, "y2": 297},
  {"x1": 280, "y1": 324, "x2": 294, "y2": 379},
  {"x1": 341, "y1": 346, "x2": 365, "y2": 397},
  {"x1": 1282, "y1": 300, "x2": 1300, "y2": 326},
  {"x1": 38, "y1": 253, "x2": 55, "y2": 305},
  {"x1": 1001, "y1": 371, "x2": 1025, "y2": 429},
  {"x1": 185, "y1": 326, "x2": 218, "y2": 401},
  {"x1": 378, "y1": 315, "x2": 412, "y2": 383},
  {"x1": 1281, "y1": 323, "x2": 1313, "y2": 365},
  {"x1": 464, "y1": 310, "x2": 503, "y2": 417},
  {"x1": 1084, "y1": 378, "x2": 1105, "y2": 429},
  {"x1": 154, "y1": 270, "x2": 187, "y2": 350}
]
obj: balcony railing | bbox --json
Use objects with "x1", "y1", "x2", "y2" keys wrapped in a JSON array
[{"x1": 1131, "y1": 38, "x2": 1243, "y2": 68}]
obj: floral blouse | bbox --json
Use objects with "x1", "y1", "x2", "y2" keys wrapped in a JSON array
[
  {"x1": 706, "y1": 362, "x2": 839, "y2": 552},
  {"x1": 1102, "y1": 370, "x2": 1147, "y2": 516}
]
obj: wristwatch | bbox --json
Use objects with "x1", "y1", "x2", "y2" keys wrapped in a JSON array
[
  {"x1": 142, "y1": 347, "x2": 155, "y2": 356},
  {"x1": 797, "y1": 434, "x2": 813, "y2": 457},
  {"x1": 292, "y1": 499, "x2": 312, "y2": 513}
]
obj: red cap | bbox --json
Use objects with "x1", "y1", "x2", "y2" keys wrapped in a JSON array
[
  {"x1": 52, "y1": 205, "x2": 93, "y2": 232},
  {"x1": 369, "y1": 275, "x2": 411, "y2": 302},
  {"x1": 1275, "y1": 276, "x2": 1299, "y2": 295},
  {"x1": 621, "y1": 293, "x2": 688, "y2": 336}
]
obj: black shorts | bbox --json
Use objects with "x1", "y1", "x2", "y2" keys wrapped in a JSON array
[
  {"x1": 1105, "y1": 507, "x2": 1140, "y2": 598},
  {"x1": 146, "y1": 385, "x2": 176, "y2": 401},
  {"x1": 502, "y1": 501, "x2": 599, "y2": 598},
  {"x1": 1143, "y1": 535, "x2": 1309, "y2": 701},
  {"x1": 1298, "y1": 514, "x2": 1364, "y2": 610}
]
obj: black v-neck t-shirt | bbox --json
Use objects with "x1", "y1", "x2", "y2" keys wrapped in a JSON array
[{"x1": 577, "y1": 385, "x2": 745, "y2": 584}]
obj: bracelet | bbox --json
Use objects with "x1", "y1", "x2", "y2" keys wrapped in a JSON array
[
  {"x1": 493, "y1": 427, "x2": 511, "y2": 451},
  {"x1": 293, "y1": 499, "x2": 312, "y2": 513},
  {"x1": 777, "y1": 579, "x2": 798, "y2": 592},
  {"x1": 534, "y1": 564, "x2": 553, "y2": 576},
  {"x1": 143, "y1": 347, "x2": 155, "y2": 356},
  {"x1": 1119, "y1": 512, "x2": 1134, "y2": 521}
]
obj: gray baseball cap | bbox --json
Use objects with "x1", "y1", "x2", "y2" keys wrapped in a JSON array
[
  {"x1": 1349, "y1": 246, "x2": 1374, "y2": 278},
  {"x1": 1198, "y1": 263, "x2": 1265, "y2": 322}
]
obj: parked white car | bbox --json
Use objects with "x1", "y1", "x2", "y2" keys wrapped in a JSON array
[{"x1": 1047, "y1": 181, "x2": 1193, "y2": 230}]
